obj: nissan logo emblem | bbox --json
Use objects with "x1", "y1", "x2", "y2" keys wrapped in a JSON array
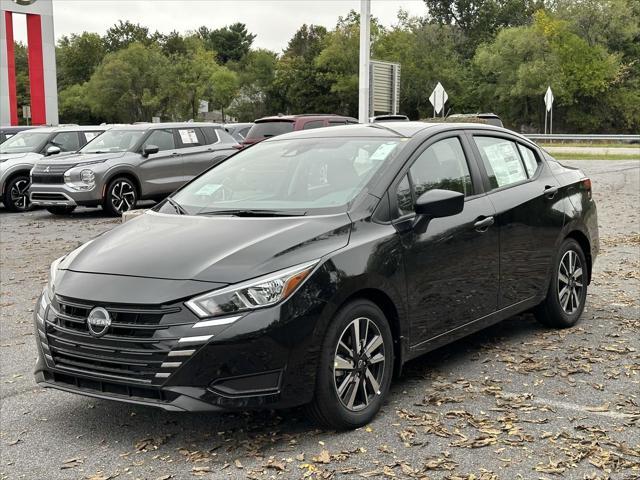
[{"x1": 87, "y1": 307, "x2": 111, "y2": 337}]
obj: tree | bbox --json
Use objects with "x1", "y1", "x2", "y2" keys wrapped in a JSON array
[
  {"x1": 86, "y1": 43, "x2": 172, "y2": 122},
  {"x1": 228, "y1": 49, "x2": 278, "y2": 121},
  {"x1": 197, "y1": 23, "x2": 255, "y2": 63},
  {"x1": 210, "y1": 67, "x2": 239, "y2": 121},
  {"x1": 58, "y1": 83, "x2": 99, "y2": 124},
  {"x1": 56, "y1": 32, "x2": 106, "y2": 89},
  {"x1": 284, "y1": 24, "x2": 327, "y2": 60},
  {"x1": 103, "y1": 21, "x2": 152, "y2": 52},
  {"x1": 14, "y1": 42, "x2": 30, "y2": 123}
]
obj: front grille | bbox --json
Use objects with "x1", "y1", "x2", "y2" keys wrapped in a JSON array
[
  {"x1": 31, "y1": 193, "x2": 68, "y2": 201},
  {"x1": 45, "y1": 296, "x2": 188, "y2": 384},
  {"x1": 32, "y1": 174, "x2": 64, "y2": 184}
]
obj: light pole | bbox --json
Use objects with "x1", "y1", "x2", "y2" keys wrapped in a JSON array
[{"x1": 358, "y1": 0, "x2": 371, "y2": 123}]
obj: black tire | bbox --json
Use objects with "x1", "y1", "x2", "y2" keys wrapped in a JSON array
[
  {"x1": 534, "y1": 238, "x2": 588, "y2": 329},
  {"x1": 3, "y1": 175, "x2": 31, "y2": 212},
  {"x1": 103, "y1": 177, "x2": 137, "y2": 216},
  {"x1": 46, "y1": 206, "x2": 76, "y2": 215},
  {"x1": 306, "y1": 299, "x2": 394, "y2": 430}
]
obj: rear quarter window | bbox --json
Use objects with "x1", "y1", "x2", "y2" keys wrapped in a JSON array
[{"x1": 247, "y1": 121, "x2": 294, "y2": 139}]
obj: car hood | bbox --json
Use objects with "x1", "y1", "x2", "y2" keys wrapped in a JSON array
[
  {"x1": 0, "y1": 152, "x2": 41, "y2": 163},
  {"x1": 37, "y1": 151, "x2": 127, "y2": 167},
  {"x1": 62, "y1": 211, "x2": 352, "y2": 284}
]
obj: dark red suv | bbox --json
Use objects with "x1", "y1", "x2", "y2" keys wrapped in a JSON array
[{"x1": 241, "y1": 114, "x2": 358, "y2": 147}]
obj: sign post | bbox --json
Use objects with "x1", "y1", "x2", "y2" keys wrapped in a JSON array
[
  {"x1": 22, "y1": 105, "x2": 31, "y2": 125},
  {"x1": 544, "y1": 86, "x2": 554, "y2": 134},
  {"x1": 429, "y1": 82, "x2": 448, "y2": 118},
  {"x1": 358, "y1": 0, "x2": 371, "y2": 123}
]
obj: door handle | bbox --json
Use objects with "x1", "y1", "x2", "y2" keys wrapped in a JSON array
[
  {"x1": 544, "y1": 185, "x2": 558, "y2": 199},
  {"x1": 474, "y1": 216, "x2": 495, "y2": 232},
  {"x1": 171, "y1": 152, "x2": 180, "y2": 156}
]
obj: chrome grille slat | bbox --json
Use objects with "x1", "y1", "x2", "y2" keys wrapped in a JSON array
[
  {"x1": 46, "y1": 332, "x2": 171, "y2": 355},
  {"x1": 45, "y1": 319, "x2": 180, "y2": 343}
]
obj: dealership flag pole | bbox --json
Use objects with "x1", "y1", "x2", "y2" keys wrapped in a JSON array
[{"x1": 358, "y1": 0, "x2": 371, "y2": 123}]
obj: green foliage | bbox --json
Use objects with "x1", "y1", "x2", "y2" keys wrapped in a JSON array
[{"x1": 47, "y1": 2, "x2": 638, "y2": 132}]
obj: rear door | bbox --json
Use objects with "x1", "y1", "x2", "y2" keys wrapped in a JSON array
[
  {"x1": 395, "y1": 132, "x2": 499, "y2": 346},
  {"x1": 137, "y1": 128, "x2": 183, "y2": 197},
  {"x1": 468, "y1": 132, "x2": 565, "y2": 308},
  {"x1": 175, "y1": 127, "x2": 214, "y2": 178}
]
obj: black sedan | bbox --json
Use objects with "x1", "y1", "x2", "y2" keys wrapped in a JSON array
[{"x1": 34, "y1": 122, "x2": 599, "y2": 429}]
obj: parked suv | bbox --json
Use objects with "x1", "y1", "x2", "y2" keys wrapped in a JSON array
[
  {"x1": 241, "y1": 114, "x2": 358, "y2": 147},
  {"x1": 30, "y1": 123, "x2": 238, "y2": 216},
  {"x1": 0, "y1": 125, "x2": 40, "y2": 144},
  {"x1": 0, "y1": 126, "x2": 108, "y2": 211}
]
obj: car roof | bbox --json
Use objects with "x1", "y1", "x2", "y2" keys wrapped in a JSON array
[
  {"x1": 263, "y1": 121, "x2": 525, "y2": 141},
  {"x1": 110, "y1": 122, "x2": 223, "y2": 131},
  {"x1": 7, "y1": 125, "x2": 111, "y2": 134},
  {"x1": 256, "y1": 114, "x2": 357, "y2": 123}
]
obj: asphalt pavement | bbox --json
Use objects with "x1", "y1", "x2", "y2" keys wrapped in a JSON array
[{"x1": 1, "y1": 160, "x2": 638, "y2": 480}]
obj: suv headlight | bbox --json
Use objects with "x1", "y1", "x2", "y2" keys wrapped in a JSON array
[
  {"x1": 186, "y1": 260, "x2": 319, "y2": 318},
  {"x1": 80, "y1": 169, "x2": 95, "y2": 183},
  {"x1": 64, "y1": 168, "x2": 96, "y2": 191},
  {"x1": 47, "y1": 256, "x2": 64, "y2": 299}
]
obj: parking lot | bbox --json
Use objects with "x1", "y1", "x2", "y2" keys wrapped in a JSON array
[{"x1": 0, "y1": 159, "x2": 638, "y2": 479}]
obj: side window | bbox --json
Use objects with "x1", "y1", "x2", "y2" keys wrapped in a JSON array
[
  {"x1": 302, "y1": 120, "x2": 325, "y2": 130},
  {"x1": 177, "y1": 128, "x2": 204, "y2": 147},
  {"x1": 474, "y1": 136, "x2": 528, "y2": 189},
  {"x1": 81, "y1": 131, "x2": 101, "y2": 145},
  {"x1": 50, "y1": 132, "x2": 80, "y2": 152},
  {"x1": 518, "y1": 144, "x2": 540, "y2": 178},
  {"x1": 410, "y1": 137, "x2": 474, "y2": 197},
  {"x1": 396, "y1": 175, "x2": 413, "y2": 216},
  {"x1": 201, "y1": 127, "x2": 219, "y2": 144},
  {"x1": 328, "y1": 120, "x2": 346, "y2": 127},
  {"x1": 144, "y1": 129, "x2": 175, "y2": 152}
]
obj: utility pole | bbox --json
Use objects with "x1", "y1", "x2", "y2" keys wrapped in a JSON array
[{"x1": 358, "y1": 0, "x2": 371, "y2": 123}]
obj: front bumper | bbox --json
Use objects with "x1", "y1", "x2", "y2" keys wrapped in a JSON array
[
  {"x1": 33, "y1": 269, "x2": 332, "y2": 411},
  {"x1": 30, "y1": 182, "x2": 102, "y2": 207}
]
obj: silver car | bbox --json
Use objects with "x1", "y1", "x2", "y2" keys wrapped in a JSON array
[
  {"x1": 30, "y1": 123, "x2": 239, "y2": 216},
  {"x1": 0, "y1": 126, "x2": 108, "y2": 211}
]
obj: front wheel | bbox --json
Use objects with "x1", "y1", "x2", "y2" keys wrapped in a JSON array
[
  {"x1": 307, "y1": 299, "x2": 394, "y2": 429},
  {"x1": 103, "y1": 177, "x2": 137, "y2": 216},
  {"x1": 535, "y1": 238, "x2": 588, "y2": 328},
  {"x1": 3, "y1": 175, "x2": 31, "y2": 212}
]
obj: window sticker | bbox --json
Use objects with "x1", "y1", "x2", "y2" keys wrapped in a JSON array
[
  {"x1": 484, "y1": 142, "x2": 526, "y2": 186},
  {"x1": 84, "y1": 132, "x2": 98, "y2": 141},
  {"x1": 194, "y1": 184, "x2": 223, "y2": 196},
  {"x1": 179, "y1": 129, "x2": 199, "y2": 144}
]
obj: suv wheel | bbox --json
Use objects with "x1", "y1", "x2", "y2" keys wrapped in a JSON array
[
  {"x1": 534, "y1": 238, "x2": 588, "y2": 328},
  {"x1": 46, "y1": 206, "x2": 76, "y2": 215},
  {"x1": 3, "y1": 175, "x2": 31, "y2": 212},
  {"x1": 104, "y1": 177, "x2": 137, "y2": 216},
  {"x1": 307, "y1": 299, "x2": 394, "y2": 429}
]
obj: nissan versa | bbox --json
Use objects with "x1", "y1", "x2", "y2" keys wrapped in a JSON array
[{"x1": 34, "y1": 122, "x2": 598, "y2": 429}]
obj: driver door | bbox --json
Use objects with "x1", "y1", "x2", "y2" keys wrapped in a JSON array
[{"x1": 393, "y1": 134, "x2": 500, "y2": 348}]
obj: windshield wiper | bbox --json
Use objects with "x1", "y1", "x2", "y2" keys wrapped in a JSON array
[
  {"x1": 164, "y1": 197, "x2": 189, "y2": 215},
  {"x1": 197, "y1": 209, "x2": 307, "y2": 217}
]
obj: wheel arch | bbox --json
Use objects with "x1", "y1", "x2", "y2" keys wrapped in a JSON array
[
  {"x1": 102, "y1": 170, "x2": 141, "y2": 200},
  {"x1": 2, "y1": 168, "x2": 31, "y2": 195},
  {"x1": 565, "y1": 230, "x2": 592, "y2": 284}
]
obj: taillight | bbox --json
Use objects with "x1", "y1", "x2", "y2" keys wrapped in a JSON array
[{"x1": 582, "y1": 178, "x2": 592, "y2": 199}]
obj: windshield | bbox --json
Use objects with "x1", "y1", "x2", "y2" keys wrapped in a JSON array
[
  {"x1": 0, "y1": 131, "x2": 50, "y2": 154},
  {"x1": 170, "y1": 137, "x2": 406, "y2": 215},
  {"x1": 246, "y1": 121, "x2": 294, "y2": 140},
  {"x1": 80, "y1": 129, "x2": 146, "y2": 153}
]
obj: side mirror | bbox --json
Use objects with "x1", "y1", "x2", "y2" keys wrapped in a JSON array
[
  {"x1": 142, "y1": 144, "x2": 159, "y2": 157},
  {"x1": 46, "y1": 145, "x2": 61, "y2": 156},
  {"x1": 415, "y1": 189, "x2": 464, "y2": 218}
]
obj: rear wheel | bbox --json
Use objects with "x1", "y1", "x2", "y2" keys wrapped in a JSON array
[
  {"x1": 534, "y1": 238, "x2": 588, "y2": 328},
  {"x1": 103, "y1": 177, "x2": 137, "y2": 216},
  {"x1": 307, "y1": 299, "x2": 394, "y2": 429},
  {"x1": 3, "y1": 175, "x2": 31, "y2": 212},
  {"x1": 46, "y1": 206, "x2": 76, "y2": 215}
]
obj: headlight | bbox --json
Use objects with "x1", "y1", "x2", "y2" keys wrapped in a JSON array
[
  {"x1": 47, "y1": 256, "x2": 64, "y2": 299},
  {"x1": 186, "y1": 260, "x2": 319, "y2": 318},
  {"x1": 80, "y1": 169, "x2": 95, "y2": 183}
]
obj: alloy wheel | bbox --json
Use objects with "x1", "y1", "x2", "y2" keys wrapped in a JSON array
[
  {"x1": 333, "y1": 317, "x2": 386, "y2": 412},
  {"x1": 110, "y1": 180, "x2": 136, "y2": 214},
  {"x1": 10, "y1": 178, "x2": 30, "y2": 211},
  {"x1": 557, "y1": 249, "x2": 584, "y2": 314}
]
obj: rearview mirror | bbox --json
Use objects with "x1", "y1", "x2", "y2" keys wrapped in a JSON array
[
  {"x1": 45, "y1": 146, "x2": 61, "y2": 156},
  {"x1": 415, "y1": 189, "x2": 464, "y2": 218},
  {"x1": 142, "y1": 144, "x2": 159, "y2": 157}
]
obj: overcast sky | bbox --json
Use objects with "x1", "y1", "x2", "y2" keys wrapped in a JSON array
[{"x1": 12, "y1": 0, "x2": 428, "y2": 52}]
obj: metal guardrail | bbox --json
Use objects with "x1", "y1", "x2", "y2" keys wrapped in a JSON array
[{"x1": 524, "y1": 134, "x2": 640, "y2": 142}]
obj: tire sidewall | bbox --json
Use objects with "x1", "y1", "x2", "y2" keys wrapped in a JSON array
[
  {"x1": 315, "y1": 300, "x2": 394, "y2": 428},
  {"x1": 547, "y1": 239, "x2": 588, "y2": 327}
]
